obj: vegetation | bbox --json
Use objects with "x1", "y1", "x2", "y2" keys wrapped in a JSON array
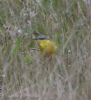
[{"x1": 0, "y1": 0, "x2": 91, "y2": 100}]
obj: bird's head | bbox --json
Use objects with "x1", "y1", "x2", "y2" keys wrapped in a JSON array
[{"x1": 32, "y1": 32, "x2": 49, "y2": 40}]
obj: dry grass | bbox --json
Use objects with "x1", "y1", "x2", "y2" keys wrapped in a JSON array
[{"x1": 0, "y1": 0, "x2": 91, "y2": 100}]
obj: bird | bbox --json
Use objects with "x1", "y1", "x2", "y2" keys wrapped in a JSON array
[{"x1": 32, "y1": 32, "x2": 57, "y2": 59}]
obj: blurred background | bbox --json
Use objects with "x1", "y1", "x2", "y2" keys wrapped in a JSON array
[{"x1": 0, "y1": 0, "x2": 91, "y2": 100}]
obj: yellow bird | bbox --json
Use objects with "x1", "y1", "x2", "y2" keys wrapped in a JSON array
[{"x1": 32, "y1": 32, "x2": 57, "y2": 58}]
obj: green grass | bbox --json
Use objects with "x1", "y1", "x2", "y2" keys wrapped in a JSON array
[{"x1": 0, "y1": 0, "x2": 91, "y2": 100}]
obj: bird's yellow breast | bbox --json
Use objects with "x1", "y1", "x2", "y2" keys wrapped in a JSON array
[{"x1": 37, "y1": 40, "x2": 57, "y2": 56}]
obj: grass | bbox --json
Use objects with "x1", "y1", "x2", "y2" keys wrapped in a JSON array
[{"x1": 0, "y1": 0, "x2": 91, "y2": 100}]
